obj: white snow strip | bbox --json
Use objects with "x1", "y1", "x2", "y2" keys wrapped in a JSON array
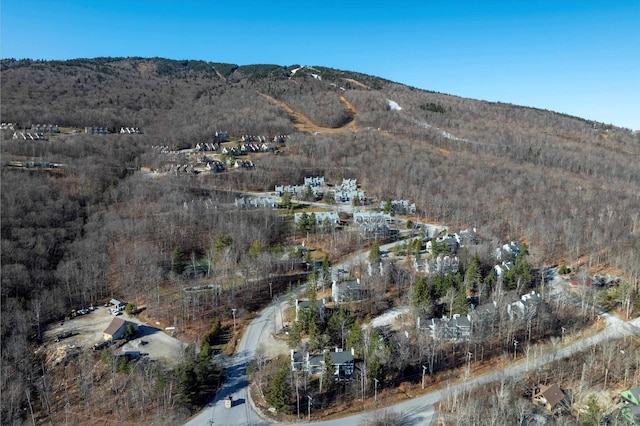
[
  {"x1": 405, "y1": 116, "x2": 474, "y2": 143},
  {"x1": 290, "y1": 66, "x2": 304, "y2": 75},
  {"x1": 387, "y1": 100, "x2": 402, "y2": 110},
  {"x1": 311, "y1": 73, "x2": 322, "y2": 80}
]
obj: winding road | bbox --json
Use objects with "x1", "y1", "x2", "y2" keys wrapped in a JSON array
[{"x1": 185, "y1": 233, "x2": 640, "y2": 426}]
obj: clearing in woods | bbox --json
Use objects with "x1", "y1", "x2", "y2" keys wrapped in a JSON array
[{"x1": 259, "y1": 93, "x2": 359, "y2": 134}]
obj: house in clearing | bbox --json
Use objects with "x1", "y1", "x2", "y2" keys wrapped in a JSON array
[
  {"x1": 424, "y1": 314, "x2": 471, "y2": 341},
  {"x1": 295, "y1": 299, "x2": 326, "y2": 322},
  {"x1": 533, "y1": 383, "x2": 566, "y2": 412},
  {"x1": 507, "y1": 291, "x2": 542, "y2": 320},
  {"x1": 495, "y1": 241, "x2": 521, "y2": 260},
  {"x1": 103, "y1": 317, "x2": 136, "y2": 341},
  {"x1": 332, "y1": 279, "x2": 361, "y2": 303},
  {"x1": 291, "y1": 347, "x2": 355, "y2": 380}
]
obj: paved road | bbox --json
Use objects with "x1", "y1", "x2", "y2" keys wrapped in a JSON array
[
  {"x1": 186, "y1": 235, "x2": 640, "y2": 425},
  {"x1": 288, "y1": 313, "x2": 640, "y2": 426},
  {"x1": 184, "y1": 305, "x2": 276, "y2": 425}
]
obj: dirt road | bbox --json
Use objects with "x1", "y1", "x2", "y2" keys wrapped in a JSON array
[{"x1": 258, "y1": 93, "x2": 359, "y2": 134}]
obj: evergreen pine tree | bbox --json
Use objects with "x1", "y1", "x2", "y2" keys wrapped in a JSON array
[
  {"x1": 172, "y1": 247, "x2": 185, "y2": 274},
  {"x1": 464, "y1": 253, "x2": 482, "y2": 294},
  {"x1": 322, "y1": 351, "x2": 335, "y2": 393},
  {"x1": 266, "y1": 366, "x2": 291, "y2": 413}
]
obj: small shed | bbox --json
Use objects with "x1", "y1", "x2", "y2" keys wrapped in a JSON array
[
  {"x1": 110, "y1": 299, "x2": 125, "y2": 310},
  {"x1": 103, "y1": 317, "x2": 134, "y2": 341}
]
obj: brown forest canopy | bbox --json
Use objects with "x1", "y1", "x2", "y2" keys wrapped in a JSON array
[{"x1": 1, "y1": 57, "x2": 639, "y2": 424}]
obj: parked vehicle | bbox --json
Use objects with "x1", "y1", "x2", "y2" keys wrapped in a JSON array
[{"x1": 55, "y1": 331, "x2": 73, "y2": 342}]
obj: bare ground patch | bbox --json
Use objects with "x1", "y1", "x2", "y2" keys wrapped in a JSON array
[{"x1": 43, "y1": 307, "x2": 186, "y2": 368}]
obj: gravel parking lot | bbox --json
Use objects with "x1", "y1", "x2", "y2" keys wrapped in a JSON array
[{"x1": 43, "y1": 306, "x2": 186, "y2": 367}]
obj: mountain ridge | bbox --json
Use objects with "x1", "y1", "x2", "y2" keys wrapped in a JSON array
[
  {"x1": 1, "y1": 56, "x2": 625, "y2": 128},
  {"x1": 1, "y1": 56, "x2": 638, "y2": 268}
]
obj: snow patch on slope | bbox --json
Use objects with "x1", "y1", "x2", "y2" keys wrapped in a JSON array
[
  {"x1": 387, "y1": 100, "x2": 402, "y2": 111},
  {"x1": 405, "y1": 116, "x2": 470, "y2": 141}
]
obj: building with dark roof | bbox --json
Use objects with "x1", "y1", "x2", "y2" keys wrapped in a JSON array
[{"x1": 103, "y1": 317, "x2": 135, "y2": 341}]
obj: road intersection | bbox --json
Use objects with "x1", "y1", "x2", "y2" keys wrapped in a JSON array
[{"x1": 185, "y1": 219, "x2": 640, "y2": 425}]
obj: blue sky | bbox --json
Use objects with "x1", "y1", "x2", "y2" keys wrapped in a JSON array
[{"x1": 2, "y1": 0, "x2": 639, "y2": 130}]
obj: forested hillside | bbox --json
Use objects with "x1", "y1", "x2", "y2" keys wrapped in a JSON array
[{"x1": 1, "y1": 57, "x2": 638, "y2": 424}]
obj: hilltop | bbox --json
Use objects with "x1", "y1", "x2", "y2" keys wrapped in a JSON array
[{"x1": 2, "y1": 57, "x2": 638, "y2": 265}]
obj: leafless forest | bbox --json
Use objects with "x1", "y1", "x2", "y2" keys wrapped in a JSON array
[{"x1": 1, "y1": 58, "x2": 639, "y2": 424}]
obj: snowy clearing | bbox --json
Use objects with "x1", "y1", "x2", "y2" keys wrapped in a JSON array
[
  {"x1": 370, "y1": 306, "x2": 410, "y2": 328},
  {"x1": 387, "y1": 99, "x2": 402, "y2": 110}
]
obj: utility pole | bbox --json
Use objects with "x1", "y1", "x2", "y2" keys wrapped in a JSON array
[
  {"x1": 422, "y1": 365, "x2": 427, "y2": 389},
  {"x1": 273, "y1": 296, "x2": 277, "y2": 332},
  {"x1": 467, "y1": 352, "x2": 473, "y2": 376},
  {"x1": 307, "y1": 395, "x2": 313, "y2": 421},
  {"x1": 232, "y1": 308, "x2": 236, "y2": 330},
  {"x1": 513, "y1": 339, "x2": 518, "y2": 359},
  {"x1": 374, "y1": 378, "x2": 379, "y2": 401}
]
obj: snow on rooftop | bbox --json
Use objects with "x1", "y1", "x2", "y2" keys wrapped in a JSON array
[{"x1": 387, "y1": 100, "x2": 402, "y2": 111}]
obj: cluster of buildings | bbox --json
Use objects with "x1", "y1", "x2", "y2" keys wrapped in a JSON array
[
  {"x1": 119, "y1": 127, "x2": 142, "y2": 134},
  {"x1": 411, "y1": 229, "x2": 480, "y2": 276},
  {"x1": 205, "y1": 160, "x2": 226, "y2": 173},
  {"x1": 12, "y1": 132, "x2": 48, "y2": 140},
  {"x1": 6, "y1": 123, "x2": 58, "y2": 140},
  {"x1": 5, "y1": 160, "x2": 63, "y2": 170},
  {"x1": 417, "y1": 291, "x2": 543, "y2": 341},
  {"x1": 275, "y1": 184, "x2": 315, "y2": 198},
  {"x1": 275, "y1": 176, "x2": 326, "y2": 200},
  {"x1": 414, "y1": 255, "x2": 460, "y2": 275},
  {"x1": 85, "y1": 127, "x2": 110, "y2": 135},
  {"x1": 491, "y1": 241, "x2": 523, "y2": 278},
  {"x1": 304, "y1": 176, "x2": 325, "y2": 187},
  {"x1": 495, "y1": 241, "x2": 522, "y2": 261},
  {"x1": 219, "y1": 142, "x2": 276, "y2": 156},
  {"x1": 290, "y1": 347, "x2": 355, "y2": 380},
  {"x1": 293, "y1": 211, "x2": 340, "y2": 227},
  {"x1": 31, "y1": 124, "x2": 59, "y2": 133},
  {"x1": 291, "y1": 295, "x2": 355, "y2": 381},
  {"x1": 334, "y1": 178, "x2": 365, "y2": 203},
  {"x1": 235, "y1": 196, "x2": 278, "y2": 209},
  {"x1": 381, "y1": 199, "x2": 416, "y2": 215},
  {"x1": 353, "y1": 211, "x2": 395, "y2": 239},
  {"x1": 5, "y1": 123, "x2": 145, "y2": 137}
]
